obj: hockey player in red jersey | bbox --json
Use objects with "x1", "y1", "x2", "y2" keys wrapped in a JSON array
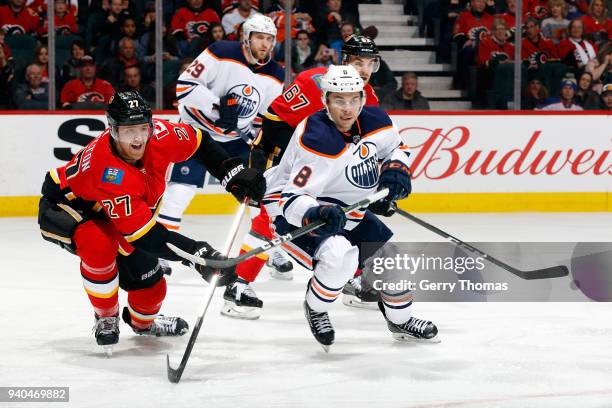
[
  {"x1": 37, "y1": 91, "x2": 265, "y2": 354},
  {"x1": 222, "y1": 35, "x2": 383, "y2": 320}
]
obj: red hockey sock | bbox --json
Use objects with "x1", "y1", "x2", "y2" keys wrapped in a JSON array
[
  {"x1": 126, "y1": 277, "x2": 167, "y2": 330},
  {"x1": 236, "y1": 208, "x2": 274, "y2": 282}
]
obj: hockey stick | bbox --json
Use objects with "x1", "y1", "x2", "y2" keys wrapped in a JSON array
[
  {"x1": 166, "y1": 202, "x2": 247, "y2": 383},
  {"x1": 168, "y1": 188, "x2": 390, "y2": 269},
  {"x1": 391, "y1": 206, "x2": 569, "y2": 280}
]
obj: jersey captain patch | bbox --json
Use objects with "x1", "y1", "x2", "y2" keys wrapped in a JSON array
[
  {"x1": 227, "y1": 84, "x2": 261, "y2": 118},
  {"x1": 102, "y1": 167, "x2": 125, "y2": 185},
  {"x1": 345, "y1": 142, "x2": 379, "y2": 189}
]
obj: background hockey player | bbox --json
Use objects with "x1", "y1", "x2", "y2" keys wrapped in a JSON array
[
  {"x1": 223, "y1": 35, "x2": 382, "y2": 320},
  {"x1": 37, "y1": 91, "x2": 263, "y2": 354},
  {"x1": 263, "y1": 65, "x2": 439, "y2": 350},
  {"x1": 157, "y1": 13, "x2": 292, "y2": 278}
]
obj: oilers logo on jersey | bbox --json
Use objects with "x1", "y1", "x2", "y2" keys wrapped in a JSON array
[
  {"x1": 228, "y1": 84, "x2": 261, "y2": 118},
  {"x1": 345, "y1": 142, "x2": 379, "y2": 189}
]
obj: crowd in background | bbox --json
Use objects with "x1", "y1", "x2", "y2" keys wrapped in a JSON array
[{"x1": 0, "y1": 0, "x2": 610, "y2": 110}]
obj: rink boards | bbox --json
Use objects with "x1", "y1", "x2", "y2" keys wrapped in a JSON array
[{"x1": 0, "y1": 111, "x2": 610, "y2": 216}]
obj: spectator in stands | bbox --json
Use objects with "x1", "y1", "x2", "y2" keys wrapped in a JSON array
[
  {"x1": 60, "y1": 55, "x2": 115, "y2": 109},
  {"x1": 581, "y1": 0, "x2": 612, "y2": 47},
  {"x1": 164, "y1": 58, "x2": 192, "y2": 109},
  {"x1": 477, "y1": 18, "x2": 514, "y2": 68},
  {"x1": 599, "y1": 82, "x2": 612, "y2": 109},
  {"x1": 171, "y1": 0, "x2": 220, "y2": 58},
  {"x1": 565, "y1": 0, "x2": 589, "y2": 19},
  {"x1": 522, "y1": 76, "x2": 549, "y2": 109},
  {"x1": 313, "y1": 44, "x2": 338, "y2": 68},
  {"x1": 118, "y1": 65, "x2": 155, "y2": 105},
  {"x1": 316, "y1": 0, "x2": 355, "y2": 48},
  {"x1": 574, "y1": 71, "x2": 600, "y2": 108},
  {"x1": 523, "y1": 17, "x2": 559, "y2": 69},
  {"x1": 537, "y1": 77, "x2": 583, "y2": 109},
  {"x1": 109, "y1": 16, "x2": 141, "y2": 56},
  {"x1": 100, "y1": 37, "x2": 144, "y2": 88},
  {"x1": 32, "y1": 44, "x2": 49, "y2": 82},
  {"x1": 0, "y1": 44, "x2": 14, "y2": 108},
  {"x1": 382, "y1": 72, "x2": 431, "y2": 110},
  {"x1": 558, "y1": 18, "x2": 598, "y2": 71},
  {"x1": 267, "y1": 0, "x2": 315, "y2": 61},
  {"x1": 293, "y1": 29, "x2": 316, "y2": 72},
  {"x1": 585, "y1": 42, "x2": 612, "y2": 84},
  {"x1": 477, "y1": 18, "x2": 515, "y2": 108},
  {"x1": 453, "y1": 0, "x2": 494, "y2": 89},
  {"x1": 13, "y1": 63, "x2": 48, "y2": 109},
  {"x1": 222, "y1": 0, "x2": 260, "y2": 15},
  {"x1": 498, "y1": 0, "x2": 519, "y2": 42},
  {"x1": 0, "y1": 0, "x2": 42, "y2": 36},
  {"x1": 541, "y1": 0, "x2": 570, "y2": 44},
  {"x1": 41, "y1": 0, "x2": 77, "y2": 37},
  {"x1": 222, "y1": 0, "x2": 258, "y2": 41},
  {"x1": 140, "y1": 22, "x2": 180, "y2": 65},
  {"x1": 329, "y1": 21, "x2": 355, "y2": 56},
  {"x1": 438, "y1": 0, "x2": 469, "y2": 62},
  {"x1": 526, "y1": 0, "x2": 550, "y2": 20},
  {"x1": 88, "y1": 0, "x2": 131, "y2": 47},
  {"x1": 59, "y1": 38, "x2": 86, "y2": 88}
]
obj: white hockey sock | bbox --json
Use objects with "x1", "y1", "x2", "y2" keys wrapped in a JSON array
[
  {"x1": 381, "y1": 289, "x2": 414, "y2": 325},
  {"x1": 157, "y1": 182, "x2": 197, "y2": 230},
  {"x1": 306, "y1": 276, "x2": 344, "y2": 313}
]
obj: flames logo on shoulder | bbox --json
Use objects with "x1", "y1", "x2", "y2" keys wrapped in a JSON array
[
  {"x1": 227, "y1": 84, "x2": 261, "y2": 119},
  {"x1": 77, "y1": 92, "x2": 105, "y2": 103},
  {"x1": 345, "y1": 142, "x2": 379, "y2": 189},
  {"x1": 4, "y1": 25, "x2": 26, "y2": 35}
]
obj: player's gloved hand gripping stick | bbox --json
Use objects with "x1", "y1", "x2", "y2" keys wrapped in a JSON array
[{"x1": 167, "y1": 188, "x2": 390, "y2": 270}]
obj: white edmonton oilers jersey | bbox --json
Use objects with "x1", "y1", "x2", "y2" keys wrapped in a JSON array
[
  {"x1": 263, "y1": 107, "x2": 411, "y2": 230},
  {"x1": 176, "y1": 40, "x2": 284, "y2": 143}
]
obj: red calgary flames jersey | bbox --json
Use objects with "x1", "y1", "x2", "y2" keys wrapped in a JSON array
[
  {"x1": 60, "y1": 78, "x2": 115, "y2": 106},
  {"x1": 53, "y1": 119, "x2": 202, "y2": 240},
  {"x1": 171, "y1": 7, "x2": 220, "y2": 40},
  {"x1": 477, "y1": 37, "x2": 515, "y2": 67},
  {"x1": 0, "y1": 5, "x2": 41, "y2": 35},
  {"x1": 269, "y1": 66, "x2": 379, "y2": 128},
  {"x1": 453, "y1": 11, "x2": 494, "y2": 42}
]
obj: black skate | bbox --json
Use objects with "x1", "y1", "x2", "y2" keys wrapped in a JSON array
[
  {"x1": 220, "y1": 278, "x2": 263, "y2": 320},
  {"x1": 122, "y1": 307, "x2": 188, "y2": 337},
  {"x1": 267, "y1": 249, "x2": 294, "y2": 280},
  {"x1": 93, "y1": 315, "x2": 119, "y2": 357},
  {"x1": 342, "y1": 276, "x2": 379, "y2": 310},
  {"x1": 303, "y1": 301, "x2": 334, "y2": 352},
  {"x1": 159, "y1": 258, "x2": 172, "y2": 276},
  {"x1": 378, "y1": 301, "x2": 439, "y2": 342}
]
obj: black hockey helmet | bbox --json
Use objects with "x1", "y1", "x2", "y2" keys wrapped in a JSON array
[
  {"x1": 106, "y1": 91, "x2": 153, "y2": 139},
  {"x1": 341, "y1": 35, "x2": 380, "y2": 72}
]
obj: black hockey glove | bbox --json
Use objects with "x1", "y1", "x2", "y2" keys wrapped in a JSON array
[
  {"x1": 221, "y1": 157, "x2": 266, "y2": 203},
  {"x1": 303, "y1": 205, "x2": 346, "y2": 235},
  {"x1": 214, "y1": 94, "x2": 239, "y2": 133},
  {"x1": 369, "y1": 160, "x2": 412, "y2": 217},
  {"x1": 182, "y1": 241, "x2": 236, "y2": 286}
]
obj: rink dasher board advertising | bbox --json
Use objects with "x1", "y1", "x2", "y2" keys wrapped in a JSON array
[{"x1": 0, "y1": 112, "x2": 610, "y2": 216}]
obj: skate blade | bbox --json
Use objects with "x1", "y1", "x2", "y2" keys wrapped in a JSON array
[
  {"x1": 269, "y1": 269, "x2": 294, "y2": 280},
  {"x1": 342, "y1": 294, "x2": 378, "y2": 310},
  {"x1": 392, "y1": 332, "x2": 441, "y2": 344},
  {"x1": 220, "y1": 301, "x2": 261, "y2": 320},
  {"x1": 321, "y1": 344, "x2": 331, "y2": 353},
  {"x1": 102, "y1": 345, "x2": 113, "y2": 358}
]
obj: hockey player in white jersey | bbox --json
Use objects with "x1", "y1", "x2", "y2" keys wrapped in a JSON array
[
  {"x1": 157, "y1": 14, "x2": 292, "y2": 276},
  {"x1": 263, "y1": 65, "x2": 439, "y2": 349}
]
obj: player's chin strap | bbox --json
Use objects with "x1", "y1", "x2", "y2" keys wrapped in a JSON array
[
  {"x1": 390, "y1": 204, "x2": 569, "y2": 280},
  {"x1": 244, "y1": 40, "x2": 274, "y2": 66},
  {"x1": 168, "y1": 188, "x2": 390, "y2": 269}
]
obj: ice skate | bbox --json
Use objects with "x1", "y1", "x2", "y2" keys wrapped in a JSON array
[
  {"x1": 378, "y1": 302, "x2": 439, "y2": 343},
  {"x1": 93, "y1": 315, "x2": 119, "y2": 357},
  {"x1": 220, "y1": 278, "x2": 263, "y2": 320},
  {"x1": 267, "y1": 249, "x2": 294, "y2": 280},
  {"x1": 303, "y1": 301, "x2": 334, "y2": 352},
  {"x1": 342, "y1": 275, "x2": 379, "y2": 310},
  {"x1": 122, "y1": 307, "x2": 188, "y2": 337}
]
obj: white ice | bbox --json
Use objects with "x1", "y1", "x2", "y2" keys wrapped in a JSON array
[{"x1": 1, "y1": 213, "x2": 612, "y2": 408}]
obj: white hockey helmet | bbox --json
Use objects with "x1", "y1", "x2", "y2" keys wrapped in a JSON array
[
  {"x1": 242, "y1": 14, "x2": 277, "y2": 65},
  {"x1": 320, "y1": 64, "x2": 365, "y2": 108}
]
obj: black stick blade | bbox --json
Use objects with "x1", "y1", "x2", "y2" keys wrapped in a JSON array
[
  {"x1": 518, "y1": 265, "x2": 569, "y2": 280},
  {"x1": 167, "y1": 354, "x2": 183, "y2": 383}
]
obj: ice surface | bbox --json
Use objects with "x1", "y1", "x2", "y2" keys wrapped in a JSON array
[{"x1": 1, "y1": 213, "x2": 611, "y2": 408}]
